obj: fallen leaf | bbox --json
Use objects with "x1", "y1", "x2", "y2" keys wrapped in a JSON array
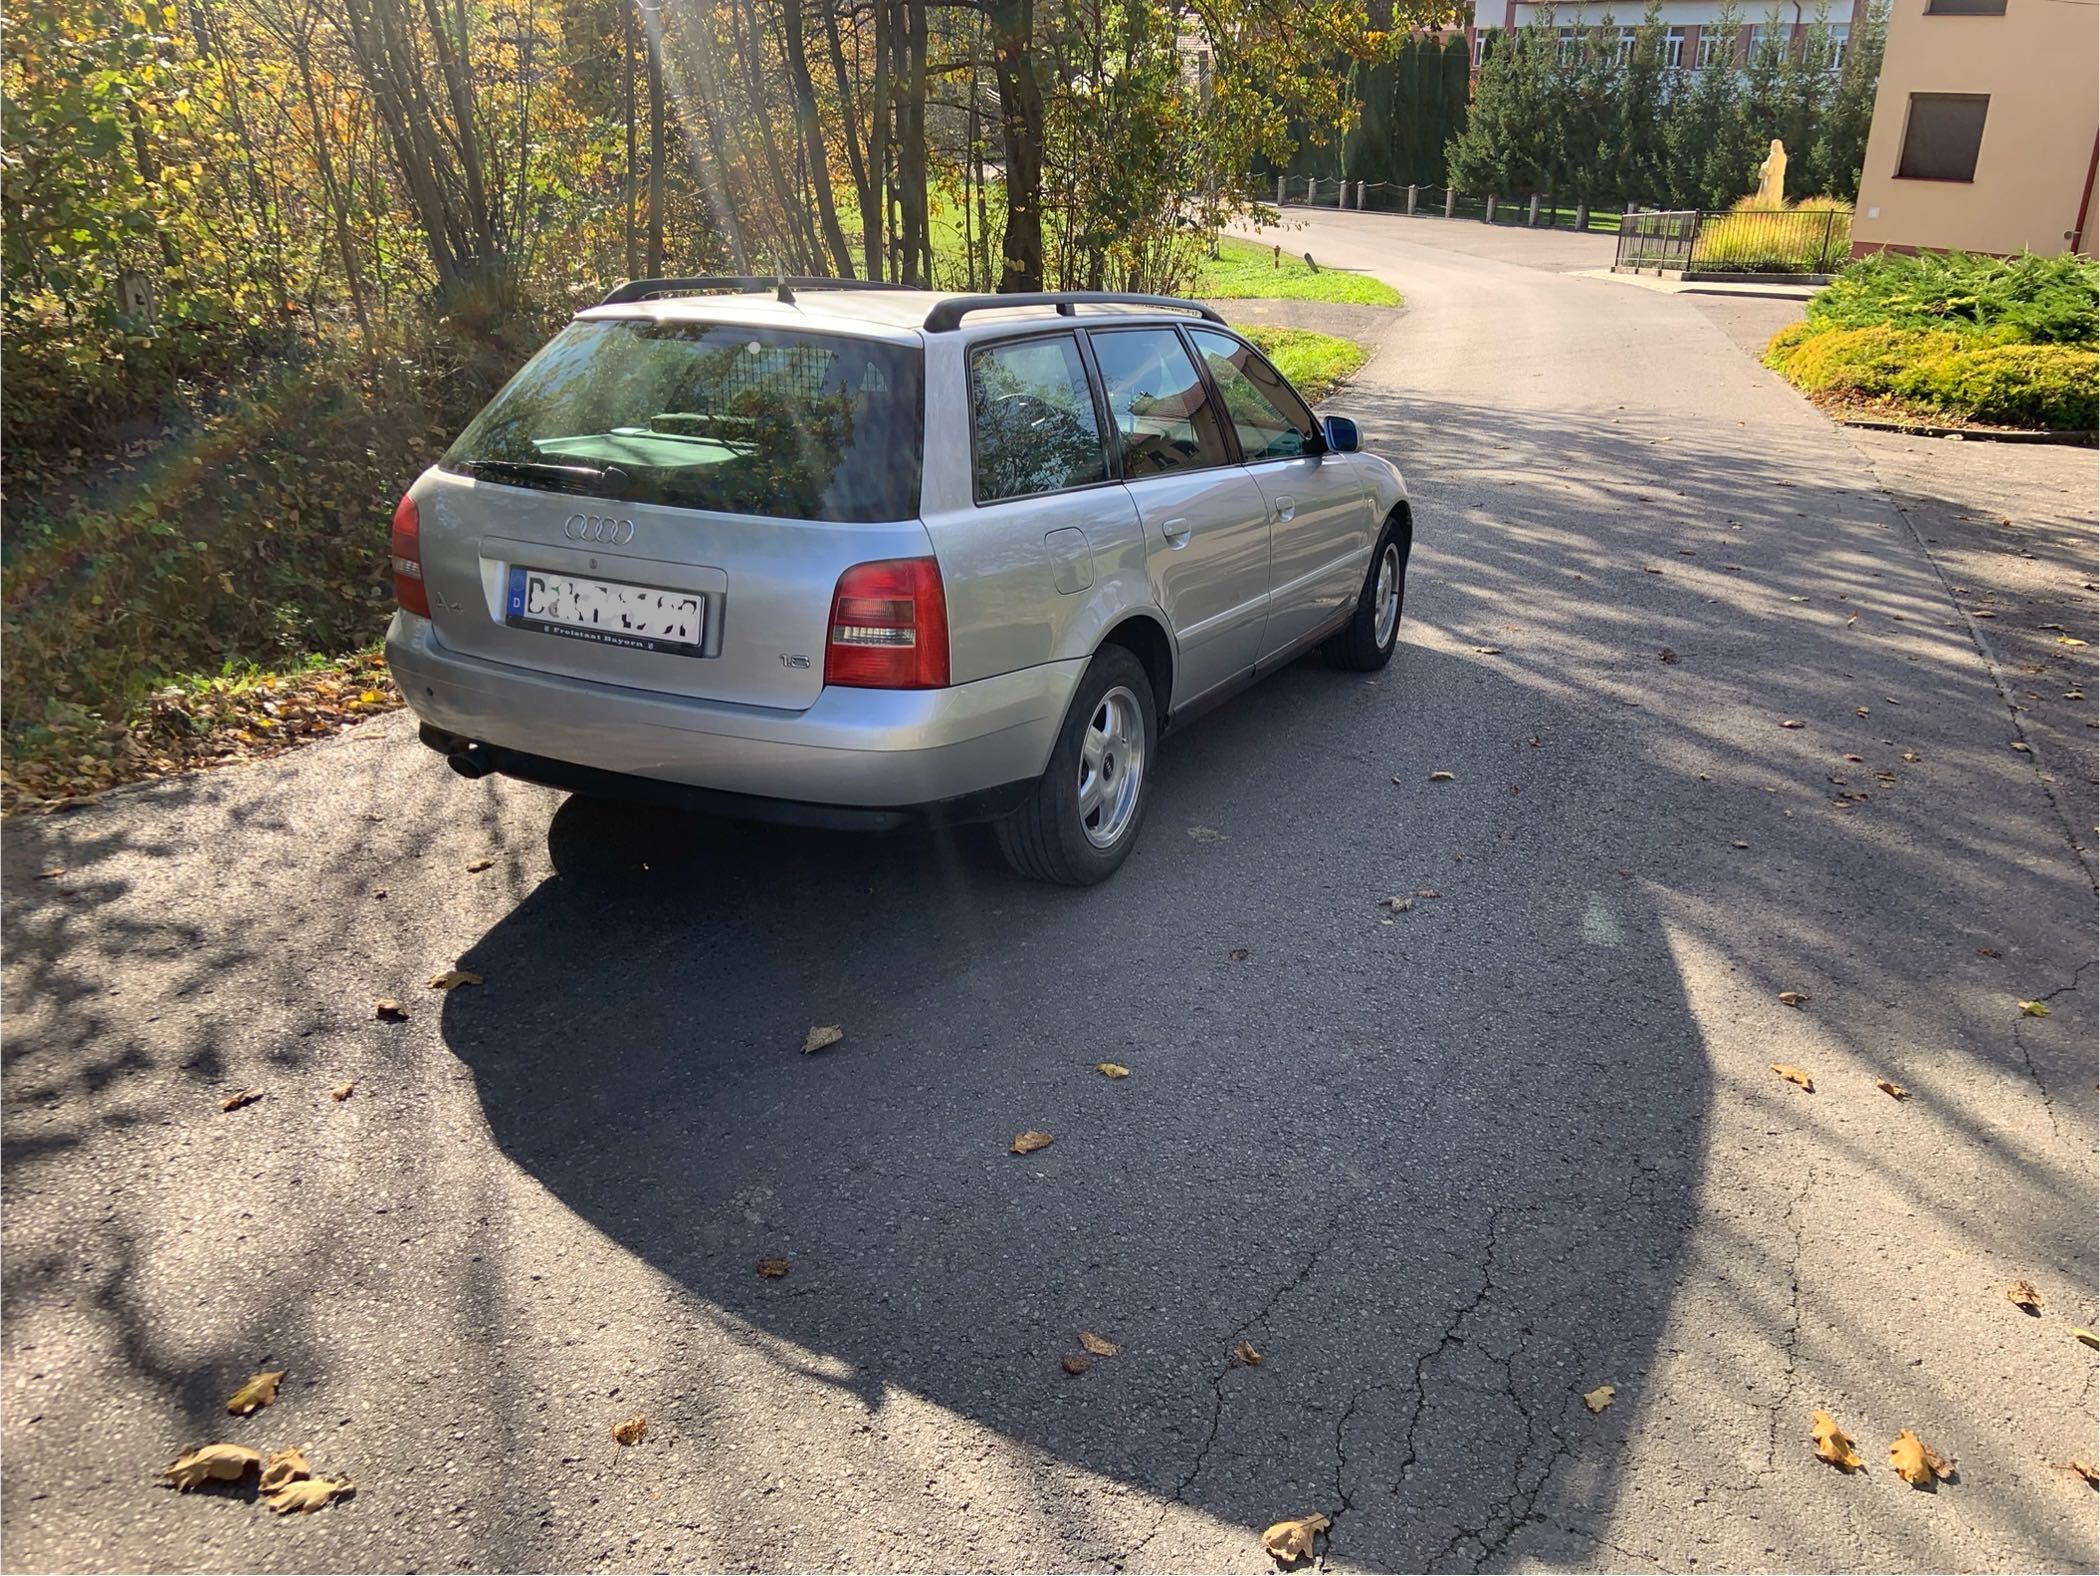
[
  {"x1": 1415, "y1": 888, "x2": 1442, "y2": 899},
  {"x1": 1730, "y1": 840, "x2": 1749, "y2": 849},
  {"x1": 611, "y1": 1413, "x2": 647, "y2": 1446},
  {"x1": 221, "y1": 1088, "x2": 263, "y2": 1113},
  {"x1": 331, "y1": 1082, "x2": 355, "y2": 1102},
  {"x1": 1772, "y1": 1064, "x2": 1815, "y2": 1092},
  {"x1": 2073, "y1": 1328, "x2": 2099, "y2": 1349},
  {"x1": 1779, "y1": 720, "x2": 1804, "y2": 730},
  {"x1": 1843, "y1": 753, "x2": 1864, "y2": 763},
  {"x1": 802, "y1": 1024, "x2": 844, "y2": 1055},
  {"x1": 1187, "y1": 825, "x2": 1228, "y2": 842},
  {"x1": 1232, "y1": 1339, "x2": 1264, "y2": 1366},
  {"x1": 1846, "y1": 613, "x2": 1859, "y2": 627},
  {"x1": 374, "y1": 999, "x2": 407, "y2": 1021},
  {"x1": 226, "y1": 1369, "x2": 287, "y2": 1416},
  {"x1": 1472, "y1": 645, "x2": 1503, "y2": 655},
  {"x1": 1877, "y1": 1080, "x2": 1910, "y2": 1100},
  {"x1": 1428, "y1": 770, "x2": 1456, "y2": 782},
  {"x1": 1261, "y1": 1513, "x2": 1330, "y2": 1565},
  {"x1": 1061, "y1": 1355, "x2": 1090, "y2": 1376},
  {"x1": 1078, "y1": 1330, "x2": 1121, "y2": 1357},
  {"x1": 2012, "y1": 741, "x2": 2033, "y2": 754},
  {"x1": 259, "y1": 1447, "x2": 312, "y2": 1493},
  {"x1": 35, "y1": 868, "x2": 64, "y2": 880},
  {"x1": 267, "y1": 1477, "x2": 351, "y2": 1514},
  {"x1": 1380, "y1": 896, "x2": 1415, "y2": 912},
  {"x1": 2054, "y1": 1460, "x2": 2100, "y2": 1486},
  {"x1": 1011, "y1": 1131, "x2": 1054, "y2": 1155},
  {"x1": 2007, "y1": 1280, "x2": 2044, "y2": 1315},
  {"x1": 1808, "y1": 1409, "x2": 1863, "y2": 1471},
  {"x1": 1890, "y1": 1429, "x2": 1955, "y2": 1488},
  {"x1": 427, "y1": 968, "x2": 482, "y2": 991},
  {"x1": 2018, "y1": 999, "x2": 2051, "y2": 1017},
  {"x1": 756, "y1": 1258, "x2": 790, "y2": 1279},
  {"x1": 1228, "y1": 948, "x2": 1250, "y2": 961},
  {"x1": 161, "y1": 1443, "x2": 263, "y2": 1491},
  {"x1": 1583, "y1": 1384, "x2": 1616, "y2": 1413},
  {"x1": 1095, "y1": 1062, "x2": 1130, "y2": 1079},
  {"x1": 1778, "y1": 991, "x2": 1809, "y2": 1008},
  {"x1": 2058, "y1": 635, "x2": 2088, "y2": 646},
  {"x1": 1901, "y1": 751, "x2": 1921, "y2": 763},
  {"x1": 1659, "y1": 648, "x2": 1680, "y2": 664},
  {"x1": 1976, "y1": 946, "x2": 2001, "y2": 958},
  {"x1": 465, "y1": 858, "x2": 494, "y2": 873}
]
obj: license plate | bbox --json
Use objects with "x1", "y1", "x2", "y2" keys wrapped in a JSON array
[{"x1": 505, "y1": 566, "x2": 706, "y2": 657}]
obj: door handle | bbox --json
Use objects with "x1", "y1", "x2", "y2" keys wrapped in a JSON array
[
  {"x1": 1161, "y1": 516, "x2": 1192, "y2": 549},
  {"x1": 1273, "y1": 495, "x2": 1296, "y2": 522}
]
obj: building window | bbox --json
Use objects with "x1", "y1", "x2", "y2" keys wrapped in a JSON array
[
  {"x1": 1557, "y1": 26, "x2": 1584, "y2": 63},
  {"x1": 1616, "y1": 24, "x2": 1638, "y2": 62},
  {"x1": 1748, "y1": 21, "x2": 1787, "y2": 58},
  {"x1": 1895, "y1": 93, "x2": 1989, "y2": 180},
  {"x1": 1696, "y1": 27, "x2": 1734, "y2": 66},
  {"x1": 1473, "y1": 26, "x2": 1498, "y2": 66},
  {"x1": 1663, "y1": 25, "x2": 1687, "y2": 65},
  {"x1": 1819, "y1": 22, "x2": 1849, "y2": 66},
  {"x1": 1925, "y1": 0, "x2": 2007, "y2": 13}
]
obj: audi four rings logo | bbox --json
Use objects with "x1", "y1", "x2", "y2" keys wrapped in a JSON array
[{"x1": 563, "y1": 513, "x2": 636, "y2": 545}]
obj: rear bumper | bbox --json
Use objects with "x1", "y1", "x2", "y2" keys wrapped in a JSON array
[{"x1": 385, "y1": 612, "x2": 1080, "y2": 816}]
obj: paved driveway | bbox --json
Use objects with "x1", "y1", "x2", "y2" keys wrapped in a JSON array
[{"x1": 4, "y1": 213, "x2": 2094, "y2": 1573}]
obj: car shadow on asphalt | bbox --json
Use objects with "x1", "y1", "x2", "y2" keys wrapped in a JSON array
[{"x1": 438, "y1": 641, "x2": 1711, "y2": 1570}]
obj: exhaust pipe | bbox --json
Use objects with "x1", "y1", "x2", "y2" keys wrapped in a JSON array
[{"x1": 447, "y1": 741, "x2": 494, "y2": 780}]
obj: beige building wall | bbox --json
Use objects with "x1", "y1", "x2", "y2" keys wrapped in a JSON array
[{"x1": 1851, "y1": 0, "x2": 2099, "y2": 257}]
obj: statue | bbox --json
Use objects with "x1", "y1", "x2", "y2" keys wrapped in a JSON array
[{"x1": 1754, "y1": 139, "x2": 1788, "y2": 208}]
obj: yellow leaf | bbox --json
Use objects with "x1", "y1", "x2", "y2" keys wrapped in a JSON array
[
  {"x1": 266, "y1": 1477, "x2": 351, "y2": 1514},
  {"x1": 2007, "y1": 1279, "x2": 2044, "y2": 1315},
  {"x1": 1428, "y1": 770, "x2": 1456, "y2": 782},
  {"x1": 1582, "y1": 1384, "x2": 1616, "y2": 1413},
  {"x1": 161, "y1": 1443, "x2": 261, "y2": 1491},
  {"x1": 259, "y1": 1447, "x2": 312, "y2": 1493},
  {"x1": 331, "y1": 1082, "x2": 355, "y2": 1102},
  {"x1": 2073, "y1": 1328, "x2": 2099, "y2": 1349},
  {"x1": 2018, "y1": 1000, "x2": 2050, "y2": 1017},
  {"x1": 1260, "y1": 1513, "x2": 1330, "y2": 1565},
  {"x1": 1011, "y1": 1131, "x2": 1054, "y2": 1155},
  {"x1": 427, "y1": 969, "x2": 482, "y2": 991},
  {"x1": 1890, "y1": 1429, "x2": 1955, "y2": 1487},
  {"x1": 802, "y1": 1024, "x2": 843, "y2": 1054},
  {"x1": 2055, "y1": 1459, "x2": 2100, "y2": 1486},
  {"x1": 226, "y1": 1369, "x2": 286, "y2": 1416},
  {"x1": 1078, "y1": 1330, "x2": 1120, "y2": 1357},
  {"x1": 756, "y1": 1258, "x2": 790, "y2": 1279},
  {"x1": 221, "y1": 1088, "x2": 263, "y2": 1113},
  {"x1": 1772, "y1": 1064, "x2": 1815, "y2": 1093},
  {"x1": 1877, "y1": 1080, "x2": 1910, "y2": 1100},
  {"x1": 1778, "y1": 991, "x2": 1809, "y2": 1008},
  {"x1": 1061, "y1": 1354, "x2": 1090, "y2": 1376},
  {"x1": 1232, "y1": 1339, "x2": 1263, "y2": 1367},
  {"x1": 611, "y1": 1413, "x2": 647, "y2": 1446},
  {"x1": 1095, "y1": 1062, "x2": 1131, "y2": 1079},
  {"x1": 1809, "y1": 1409, "x2": 1862, "y2": 1472},
  {"x1": 465, "y1": 858, "x2": 494, "y2": 873}
]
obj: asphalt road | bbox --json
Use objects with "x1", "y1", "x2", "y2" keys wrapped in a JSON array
[{"x1": 5, "y1": 213, "x2": 2096, "y2": 1574}]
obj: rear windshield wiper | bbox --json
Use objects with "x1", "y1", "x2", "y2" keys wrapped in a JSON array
[{"x1": 453, "y1": 458, "x2": 629, "y2": 496}]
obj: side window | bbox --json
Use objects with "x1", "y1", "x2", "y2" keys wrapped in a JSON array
[
  {"x1": 970, "y1": 335, "x2": 1107, "y2": 503},
  {"x1": 1189, "y1": 328, "x2": 1320, "y2": 462},
  {"x1": 1088, "y1": 328, "x2": 1231, "y2": 477}
]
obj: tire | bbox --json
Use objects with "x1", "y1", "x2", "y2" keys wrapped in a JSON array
[
  {"x1": 995, "y1": 645, "x2": 1157, "y2": 885},
  {"x1": 1324, "y1": 514, "x2": 1409, "y2": 672}
]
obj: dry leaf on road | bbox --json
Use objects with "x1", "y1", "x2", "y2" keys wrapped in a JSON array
[
  {"x1": 1261, "y1": 1513, "x2": 1330, "y2": 1565},
  {"x1": 1011, "y1": 1131, "x2": 1054, "y2": 1155},
  {"x1": 1187, "y1": 825, "x2": 1228, "y2": 842},
  {"x1": 1232, "y1": 1339, "x2": 1264, "y2": 1367},
  {"x1": 1810, "y1": 1410, "x2": 1863, "y2": 1472},
  {"x1": 374, "y1": 999, "x2": 408, "y2": 1021},
  {"x1": 1428, "y1": 771, "x2": 1456, "y2": 782},
  {"x1": 266, "y1": 1478, "x2": 351, "y2": 1514},
  {"x1": 1228, "y1": 948, "x2": 1250, "y2": 961},
  {"x1": 1890, "y1": 1429, "x2": 1955, "y2": 1488},
  {"x1": 1772, "y1": 1065, "x2": 1815, "y2": 1093},
  {"x1": 756, "y1": 1258, "x2": 790, "y2": 1279},
  {"x1": 2054, "y1": 1460, "x2": 2100, "y2": 1486},
  {"x1": 221, "y1": 1089, "x2": 263, "y2": 1113},
  {"x1": 1778, "y1": 991, "x2": 1809, "y2": 1008},
  {"x1": 427, "y1": 969, "x2": 482, "y2": 991},
  {"x1": 2073, "y1": 1329, "x2": 2099, "y2": 1349},
  {"x1": 1061, "y1": 1355, "x2": 1090, "y2": 1376},
  {"x1": 226, "y1": 1369, "x2": 286, "y2": 1416},
  {"x1": 1779, "y1": 720, "x2": 1804, "y2": 730},
  {"x1": 611, "y1": 1414, "x2": 647, "y2": 1446},
  {"x1": 259, "y1": 1448, "x2": 312, "y2": 1493},
  {"x1": 465, "y1": 858, "x2": 494, "y2": 873},
  {"x1": 1078, "y1": 1330, "x2": 1120, "y2": 1357},
  {"x1": 1877, "y1": 1081, "x2": 1910, "y2": 1100},
  {"x1": 1095, "y1": 1063, "x2": 1130, "y2": 1079},
  {"x1": 1380, "y1": 896, "x2": 1415, "y2": 912},
  {"x1": 331, "y1": 1082, "x2": 355, "y2": 1102},
  {"x1": 2007, "y1": 1280, "x2": 2044, "y2": 1315},
  {"x1": 2017, "y1": 1000, "x2": 2051, "y2": 1017},
  {"x1": 802, "y1": 1025, "x2": 844, "y2": 1055},
  {"x1": 161, "y1": 1443, "x2": 262, "y2": 1491},
  {"x1": 1582, "y1": 1385, "x2": 1616, "y2": 1413}
]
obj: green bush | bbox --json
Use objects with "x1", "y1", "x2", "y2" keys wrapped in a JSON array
[
  {"x1": 1763, "y1": 324, "x2": 1958, "y2": 395},
  {"x1": 1693, "y1": 204, "x2": 1852, "y2": 273},
  {"x1": 1893, "y1": 343, "x2": 2100, "y2": 431},
  {"x1": 1809, "y1": 250, "x2": 2100, "y2": 344}
]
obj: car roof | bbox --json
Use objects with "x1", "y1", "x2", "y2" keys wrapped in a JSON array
[{"x1": 572, "y1": 289, "x2": 1218, "y2": 345}]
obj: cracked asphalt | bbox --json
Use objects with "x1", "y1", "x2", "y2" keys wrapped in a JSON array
[{"x1": 4, "y1": 214, "x2": 2096, "y2": 1573}]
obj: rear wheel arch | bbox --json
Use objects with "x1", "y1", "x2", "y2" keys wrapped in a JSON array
[{"x1": 1096, "y1": 614, "x2": 1175, "y2": 725}]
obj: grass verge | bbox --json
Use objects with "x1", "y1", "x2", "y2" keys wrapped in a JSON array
[
  {"x1": 1199, "y1": 239, "x2": 1402, "y2": 307},
  {"x1": 1234, "y1": 326, "x2": 1371, "y2": 403}
]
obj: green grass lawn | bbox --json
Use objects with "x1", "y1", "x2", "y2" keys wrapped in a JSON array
[
  {"x1": 1198, "y1": 238, "x2": 1402, "y2": 307},
  {"x1": 1235, "y1": 326, "x2": 1371, "y2": 403}
]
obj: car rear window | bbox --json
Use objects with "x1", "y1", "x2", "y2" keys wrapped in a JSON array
[{"x1": 441, "y1": 319, "x2": 924, "y2": 522}]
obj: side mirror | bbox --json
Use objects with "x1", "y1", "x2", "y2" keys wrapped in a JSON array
[{"x1": 1321, "y1": 415, "x2": 1361, "y2": 453}]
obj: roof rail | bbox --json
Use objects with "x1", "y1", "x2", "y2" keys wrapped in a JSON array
[
  {"x1": 598, "y1": 276, "x2": 921, "y2": 306},
  {"x1": 922, "y1": 292, "x2": 1225, "y2": 333}
]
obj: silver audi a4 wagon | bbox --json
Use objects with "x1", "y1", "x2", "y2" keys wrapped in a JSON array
[{"x1": 386, "y1": 277, "x2": 1414, "y2": 884}]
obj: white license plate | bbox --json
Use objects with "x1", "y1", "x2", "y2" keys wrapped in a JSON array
[{"x1": 505, "y1": 566, "x2": 706, "y2": 657}]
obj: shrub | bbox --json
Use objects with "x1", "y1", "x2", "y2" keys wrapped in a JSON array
[
  {"x1": 1809, "y1": 250, "x2": 2100, "y2": 345},
  {"x1": 1893, "y1": 342, "x2": 2100, "y2": 431},
  {"x1": 1694, "y1": 203, "x2": 1851, "y2": 273},
  {"x1": 1763, "y1": 324, "x2": 1961, "y2": 396}
]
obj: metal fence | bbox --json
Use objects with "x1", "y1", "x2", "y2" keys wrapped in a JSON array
[
  {"x1": 1254, "y1": 175, "x2": 1621, "y2": 232},
  {"x1": 1614, "y1": 206, "x2": 1851, "y2": 276}
]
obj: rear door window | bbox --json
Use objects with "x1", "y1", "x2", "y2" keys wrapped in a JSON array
[
  {"x1": 1087, "y1": 327, "x2": 1232, "y2": 477},
  {"x1": 441, "y1": 320, "x2": 924, "y2": 522},
  {"x1": 970, "y1": 335, "x2": 1108, "y2": 502}
]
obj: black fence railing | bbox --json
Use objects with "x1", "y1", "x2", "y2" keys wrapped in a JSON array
[
  {"x1": 1614, "y1": 207, "x2": 1852, "y2": 275},
  {"x1": 1254, "y1": 175, "x2": 1623, "y2": 232}
]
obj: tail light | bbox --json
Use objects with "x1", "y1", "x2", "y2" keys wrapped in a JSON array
[
  {"x1": 391, "y1": 492, "x2": 430, "y2": 617},
  {"x1": 824, "y1": 557, "x2": 949, "y2": 689}
]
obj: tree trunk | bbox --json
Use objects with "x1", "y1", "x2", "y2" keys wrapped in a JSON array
[
  {"x1": 819, "y1": 0, "x2": 875, "y2": 273},
  {"x1": 645, "y1": 10, "x2": 665, "y2": 275},
  {"x1": 623, "y1": 0, "x2": 639, "y2": 278},
  {"x1": 987, "y1": 0, "x2": 1043, "y2": 291},
  {"x1": 781, "y1": 0, "x2": 856, "y2": 275},
  {"x1": 867, "y1": 0, "x2": 892, "y2": 279},
  {"x1": 897, "y1": 0, "x2": 928, "y2": 286}
]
